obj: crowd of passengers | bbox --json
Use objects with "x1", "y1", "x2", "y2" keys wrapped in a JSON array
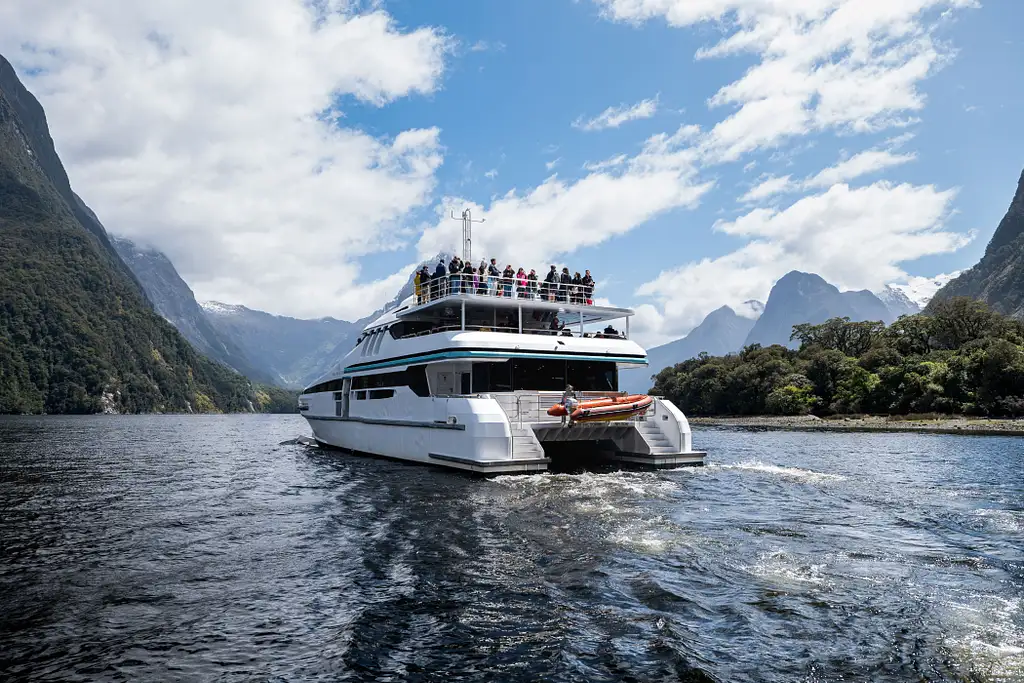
[{"x1": 413, "y1": 256, "x2": 595, "y2": 305}]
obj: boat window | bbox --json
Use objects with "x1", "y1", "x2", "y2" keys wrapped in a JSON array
[
  {"x1": 471, "y1": 361, "x2": 513, "y2": 393},
  {"x1": 353, "y1": 390, "x2": 366, "y2": 400},
  {"x1": 470, "y1": 359, "x2": 618, "y2": 392},
  {"x1": 303, "y1": 378, "x2": 345, "y2": 394},
  {"x1": 372, "y1": 329, "x2": 386, "y2": 354},
  {"x1": 367, "y1": 389, "x2": 395, "y2": 400},
  {"x1": 348, "y1": 367, "x2": 431, "y2": 397},
  {"x1": 406, "y1": 365, "x2": 430, "y2": 397}
]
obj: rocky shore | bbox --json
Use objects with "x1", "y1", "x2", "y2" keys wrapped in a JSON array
[{"x1": 690, "y1": 415, "x2": 1024, "y2": 436}]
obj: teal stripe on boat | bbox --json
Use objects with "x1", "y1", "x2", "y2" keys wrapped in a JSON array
[{"x1": 345, "y1": 350, "x2": 647, "y2": 373}]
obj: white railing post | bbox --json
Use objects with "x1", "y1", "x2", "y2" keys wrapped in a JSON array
[{"x1": 460, "y1": 299, "x2": 465, "y2": 331}]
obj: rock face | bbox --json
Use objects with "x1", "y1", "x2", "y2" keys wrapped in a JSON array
[
  {"x1": 928, "y1": 168, "x2": 1024, "y2": 318},
  {"x1": 111, "y1": 236, "x2": 275, "y2": 384},
  {"x1": 622, "y1": 305, "x2": 758, "y2": 394},
  {"x1": 0, "y1": 54, "x2": 263, "y2": 414},
  {"x1": 744, "y1": 271, "x2": 893, "y2": 349}
]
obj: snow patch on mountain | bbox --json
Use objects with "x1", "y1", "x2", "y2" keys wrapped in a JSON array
[
  {"x1": 888, "y1": 272, "x2": 962, "y2": 308},
  {"x1": 200, "y1": 301, "x2": 245, "y2": 316}
]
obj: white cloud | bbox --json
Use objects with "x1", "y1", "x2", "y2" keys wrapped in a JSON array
[
  {"x1": 484, "y1": 168, "x2": 499, "y2": 180},
  {"x1": 805, "y1": 149, "x2": 917, "y2": 188},
  {"x1": 740, "y1": 175, "x2": 793, "y2": 202},
  {"x1": 545, "y1": 157, "x2": 562, "y2": 171},
  {"x1": 596, "y1": 0, "x2": 977, "y2": 160},
  {"x1": 635, "y1": 181, "x2": 970, "y2": 340},
  {"x1": 0, "y1": 0, "x2": 448, "y2": 320},
  {"x1": 739, "y1": 146, "x2": 917, "y2": 202},
  {"x1": 417, "y1": 124, "x2": 713, "y2": 268},
  {"x1": 573, "y1": 95, "x2": 659, "y2": 132},
  {"x1": 582, "y1": 154, "x2": 629, "y2": 172}
]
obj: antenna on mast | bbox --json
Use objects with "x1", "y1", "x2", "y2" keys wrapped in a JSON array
[{"x1": 450, "y1": 209, "x2": 485, "y2": 263}]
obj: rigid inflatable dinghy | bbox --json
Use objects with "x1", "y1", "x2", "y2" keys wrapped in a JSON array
[{"x1": 547, "y1": 394, "x2": 654, "y2": 423}]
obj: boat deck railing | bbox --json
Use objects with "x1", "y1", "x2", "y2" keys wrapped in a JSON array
[
  {"x1": 416, "y1": 274, "x2": 595, "y2": 307},
  {"x1": 394, "y1": 324, "x2": 626, "y2": 340}
]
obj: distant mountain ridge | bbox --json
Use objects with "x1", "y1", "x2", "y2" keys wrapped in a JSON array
[
  {"x1": 622, "y1": 305, "x2": 759, "y2": 394},
  {"x1": 744, "y1": 272, "x2": 894, "y2": 349},
  {"x1": 929, "y1": 167, "x2": 1024, "y2": 318},
  {"x1": 112, "y1": 236, "x2": 276, "y2": 385}
]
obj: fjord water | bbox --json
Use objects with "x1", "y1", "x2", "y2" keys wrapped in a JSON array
[{"x1": 0, "y1": 416, "x2": 1021, "y2": 682}]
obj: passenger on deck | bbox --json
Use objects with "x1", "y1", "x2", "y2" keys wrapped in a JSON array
[
  {"x1": 414, "y1": 265, "x2": 428, "y2": 304},
  {"x1": 488, "y1": 258, "x2": 501, "y2": 295},
  {"x1": 603, "y1": 324, "x2": 619, "y2": 338},
  {"x1": 543, "y1": 265, "x2": 558, "y2": 301},
  {"x1": 582, "y1": 270, "x2": 595, "y2": 304},
  {"x1": 432, "y1": 259, "x2": 447, "y2": 299},
  {"x1": 572, "y1": 271, "x2": 583, "y2": 304},
  {"x1": 477, "y1": 261, "x2": 488, "y2": 295},
  {"x1": 559, "y1": 267, "x2": 572, "y2": 302},
  {"x1": 463, "y1": 259, "x2": 475, "y2": 293},
  {"x1": 561, "y1": 384, "x2": 579, "y2": 426},
  {"x1": 527, "y1": 269, "x2": 539, "y2": 299},
  {"x1": 449, "y1": 256, "x2": 462, "y2": 295},
  {"x1": 502, "y1": 264, "x2": 515, "y2": 297},
  {"x1": 516, "y1": 267, "x2": 528, "y2": 298}
]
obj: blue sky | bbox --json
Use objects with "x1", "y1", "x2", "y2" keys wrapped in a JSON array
[{"x1": 2, "y1": 0, "x2": 1022, "y2": 344}]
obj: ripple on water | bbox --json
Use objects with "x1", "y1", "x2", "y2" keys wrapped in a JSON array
[{"x1": 0, "y1": 416, "x2": 1021, "y2": 682}]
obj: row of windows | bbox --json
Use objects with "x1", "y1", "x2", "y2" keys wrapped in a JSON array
[
  {"x1": 353, "y1": 389, "x2": 395, "y2": 400},
  {"x1": 306, "y1": 366, "x2": 432, "y2": 398}
]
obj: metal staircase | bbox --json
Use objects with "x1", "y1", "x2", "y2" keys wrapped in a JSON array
[
  {"x1": 510, "y1": 425, "x2": 547, "y2": 460},
  {"x1": 634, "y1": 418, "x2": 677, "y2": 455}
]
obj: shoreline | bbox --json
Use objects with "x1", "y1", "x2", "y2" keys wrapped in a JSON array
[{"x1": 689, "y1": 415, "x2": 1024, "y2": 437}]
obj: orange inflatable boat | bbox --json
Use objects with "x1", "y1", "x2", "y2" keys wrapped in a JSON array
[{"x1": 547, "y1": 394, "x2": 654, "y2": 423}]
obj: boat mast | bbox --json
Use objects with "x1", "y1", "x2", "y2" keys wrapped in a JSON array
[{"x1": 450, "y1": 208, "x2": 485, "y2": 263}]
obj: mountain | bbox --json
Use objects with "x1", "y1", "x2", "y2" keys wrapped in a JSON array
[
  {"x1": 744, "y1": 271, "x2": 893, "y2": 349},
  {"x1": 201, "y1": 256, "x2": 427, "y2": 389},
  {"x1": 111, "y1": 236, "x2": 276, "y2": 384},
  {"x1": 928, "y1": 167, "x2": 1024, "y2": 318},
  {"x1": 623, "y1": 305, "x2": 758, "y2": 394},
  {"x1": 876, "y1": 285, "x2": 921, "y2": 319},
  {"x1": 889, "y1": 272, "x2": 960, "y2": 309},
  {"x1": 0, "y1": 54, "x2": 289, "y2": 414},
  {"x1": 200, "y1": 303, "x2": 358, "y2": 389}
]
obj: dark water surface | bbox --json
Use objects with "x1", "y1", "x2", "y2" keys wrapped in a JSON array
[{"x1": 1, "y1": 415, "x2": 1022, "y2": 682}]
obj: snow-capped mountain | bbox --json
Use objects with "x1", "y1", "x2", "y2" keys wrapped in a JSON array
[
  {"x1": 875, "y1": 285, "x2": 921, "y2": 319},
  {"x1": 888, "y1": 272, "x2": 962, "y2": 308}
]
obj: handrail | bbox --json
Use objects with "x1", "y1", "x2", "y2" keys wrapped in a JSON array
[
  {"x1": 414, "y1": 273, "x2": 596, "y2": 306},
  {"x1": 393, "y1": 323, "x2": 625, "y2": 341}
]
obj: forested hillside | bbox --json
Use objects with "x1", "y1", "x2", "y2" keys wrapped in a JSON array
[
  {"x1": 0, "y1": 54, "x2": 294, "y2": 414},
  {"x1": 652, "y1": 298, "x2": 1024, "y2": 418}
]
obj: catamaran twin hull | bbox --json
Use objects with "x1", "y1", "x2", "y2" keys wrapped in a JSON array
[{"x1": 298, "y1": 284, "x2": 707, "y2": 473}]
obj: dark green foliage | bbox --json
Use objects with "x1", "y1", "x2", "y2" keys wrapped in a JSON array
[
  {"x1": 0, "y1": 72, "x2": 296, "y2": 415},
  {"x1": 652, "y1": 300, "x2": 1024, "y2": 418}
]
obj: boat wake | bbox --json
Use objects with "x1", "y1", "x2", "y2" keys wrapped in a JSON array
[{"x1": 713, "y1": 459, "x2": 846, "y2": 483}]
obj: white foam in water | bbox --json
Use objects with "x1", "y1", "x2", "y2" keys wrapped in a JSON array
[
  {"x1": 714, "y1": 460, "x2": 846, "y2": 483},
  {"x1": 971, "y1": 508, "x2": 1024, "y2": 535},
  {"x1": 940, "y1": 595, "x2": 1024, "y2": 680},
  {"x1": 746, "y1": 549, "x2": 832, "y2": 587}
]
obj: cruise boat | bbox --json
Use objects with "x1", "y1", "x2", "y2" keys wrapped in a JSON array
[{"x1": 298, "y1": 268, "x2": 707, "y2": 474}]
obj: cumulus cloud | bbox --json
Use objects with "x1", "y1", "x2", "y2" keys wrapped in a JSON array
[
  {"x1": 633, "y1": 182, "x2": 970, "y2": 342},
  {"x1": 596, "y1": 0, "x2": 976, "y2": 160},
  {"x1": 417, "y1": 124, "x2": 713, "y2": 267},
  {"x1": 0, "y1": 0, "x2": 448, "y2": 320},
  {"x1": 573, "y1": 95, "x2": 659, "y2": 132}
]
